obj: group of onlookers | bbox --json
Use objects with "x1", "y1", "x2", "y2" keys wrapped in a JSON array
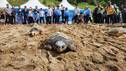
[
  {"x1": 0, "y1": 1, "x2": 126, "y2": 24},
  {"x1": 93, "y1": 1, "x2": 121, "y2": 24}
]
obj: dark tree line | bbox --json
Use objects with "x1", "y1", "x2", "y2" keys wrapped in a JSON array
[{"x1": 8, "y1": 0, "x2": 123, "y2": 6}]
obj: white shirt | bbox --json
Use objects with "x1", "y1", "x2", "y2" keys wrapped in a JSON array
[
  {"x1": 60, "y1": 6, "x2": 64, "y2": 10},
  {"x1": 74, "y1": 8, "x2": 80, "y2": 15},
  {"x1": 47, "y1": 8, "x2": 53, "y2": 16},
  {"x1": 39, "y1": 10, "x2": 45, "y2": 17},
  {"x1": 28, "y1": 11, "x2": 33, "y2": 17},
  {"x1": 5, "y1": 8, "x2": 12, "y2": 14}
]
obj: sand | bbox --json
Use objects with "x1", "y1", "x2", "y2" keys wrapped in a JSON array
[{"x1": 0, "y1": 24, "x2": 126, "y2": 71}]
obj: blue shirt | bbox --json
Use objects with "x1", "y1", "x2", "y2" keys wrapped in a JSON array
[
  {"x1": 84, "y1": 8, "x2": 91, "y2": 16},
  {"x1": 33, "y1": 11, "x2": 39, "y2": 20},
  {"x1": 55, "y1": 9, "x2": 61, "y2": 16},
  {"x1": 64, "y1": 10, "x2": 69, "y2": 17}
]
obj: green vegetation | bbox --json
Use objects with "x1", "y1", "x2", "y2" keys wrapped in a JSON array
[
  {"x1": 7, "y1": 0, "x2": 29, "y2": 6},
  {"x1": 7, "y1": 0, "x2": 122, "y2": 6},
  {"x1": 7, "y1": 0, "x2": 95, "y2": 9},
  {"x1": 7, "y1": 0, "x2": 122, "y2": 11},
  {"x1": 78, "y1": 2, "x2": 95, "y2": 11},
  {"x1": 7, "y1": 0, "x2": 59, "y2": 6}
]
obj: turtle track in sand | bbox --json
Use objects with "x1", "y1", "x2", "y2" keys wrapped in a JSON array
[{"x1": 0, "y1": 24, "x2": 126, "y2": 71}]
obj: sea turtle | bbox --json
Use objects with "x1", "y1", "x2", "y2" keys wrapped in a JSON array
[
  {"x1": 29, "y1": 27, "x2": 42, "y2": 37},
  {"x1": 107, "y1": 28, "x2": 126, "y2": 37},
  {"x1": 44, "y1": 32, "x2": 76, "y2": 53}
]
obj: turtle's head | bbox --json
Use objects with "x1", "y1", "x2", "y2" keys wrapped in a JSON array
[{"x1": 55, "y1": 41, "x2": 67, "y2": 53}]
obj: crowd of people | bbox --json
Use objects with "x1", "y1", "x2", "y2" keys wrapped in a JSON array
[{"x1": 0, "y1": 1, "x2": 126, "y2": 25}]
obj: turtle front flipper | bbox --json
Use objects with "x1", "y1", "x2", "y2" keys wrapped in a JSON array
[{"x1": 68, "y1": 44, "x2": 76, "y2": 52}]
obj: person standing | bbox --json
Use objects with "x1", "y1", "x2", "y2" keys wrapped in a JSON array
[
  {"x1": 103, "y1": 10, "x2": 108, "y2": 23},
  {"x1": 33, "y1": 9, "x2": 39, "y2": 23},
  {"x1": 22, "y1": 6, "x2": 29, "y2": 24},
  {"x1": 10, "y1": 6, "x2": 16, "y2": 24},
  {"x1": 93, "y1": 5, "x2": 98, "y2": 23},
  {"x1": 16, "y1": 6, "x2": 23, "y2": 24},
  {"x1": 64, "y1": 8, "x2": 69, "y2": 24},
  {"x1": 52, "y1": 6, "x2": 56, "y2": 24},
  {"x1": 114, "y1": 4, "x2": 121, "y2": 23},
  {"x1": 105, "y1": 1, "x2": 115, "y2": 24},
  {"x1": 93, "y1": 4, "x2": 104, "y2": 23},
  {"x1": 46, "y1": 5, "x2": 53, "y2": 24},
  {"x1": 84, "y1": 6, "x2": 92, "y2": 24},
  {"x1": 60, "y1": 5, "x2": 65, "y2": 23},
  {"x1": 28, "y1": 7, "x2": 34, "y2": 24},
  {"x1": 74, "y1": 6, "x2": 80, "y2": 24},
  {"x1": 55, "y1": 6, "x2": 62, "y2": 24},
  {"x1": 5, "y1": 4, "x2": 12, "y2": 24},
  {"x1": 39, "y1": 8, "x2": 45, "y2": 24},
  {"x1": 121, "y1": 4, "x2": 126, "y2": 23}
]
